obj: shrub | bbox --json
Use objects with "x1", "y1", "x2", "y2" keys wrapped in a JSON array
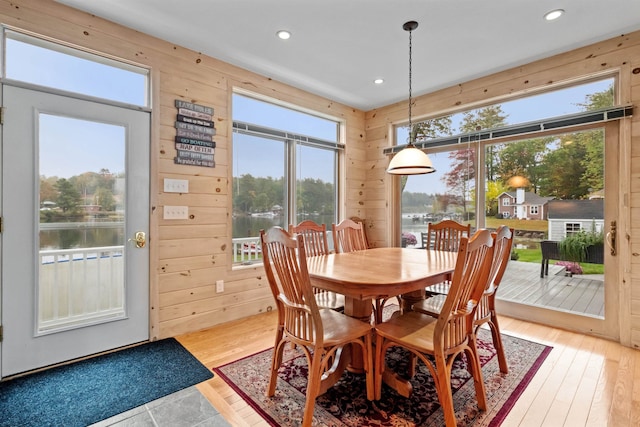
[{"x1": 558, "y1": 230, "x2": 604, "y2": 263}]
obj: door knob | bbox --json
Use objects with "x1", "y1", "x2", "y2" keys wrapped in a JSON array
[{"x1": 129, "y1": 231, "x2": 146, "y2": 248}]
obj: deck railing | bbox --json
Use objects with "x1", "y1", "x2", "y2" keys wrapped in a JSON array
[
  {"x1": 38, "y1": 246, "x2": 124, "y2": 333},
  {"x1": 232, "y1": 236, "x2": 263, "y2": 264}
]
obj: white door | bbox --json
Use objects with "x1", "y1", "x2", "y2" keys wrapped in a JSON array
[{"x1": 1, "y1": 85, "x2": 150, "y2": 377}]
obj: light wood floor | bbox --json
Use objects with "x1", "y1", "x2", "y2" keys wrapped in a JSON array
[{"x1": 177, "y1": 309, "x2": 640, "y2": 427}]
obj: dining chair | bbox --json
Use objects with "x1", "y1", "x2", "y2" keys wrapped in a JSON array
[
  {"x1": 373, "y1": 229, "x2": 495, "y2": 427},
  {"x1": 260, "y1": 227, "x2": 374, "y2": 427},
  {"x1": 332, "y1": 218, "x2": 390, "y2": 323},
  {"x1": 425, "y1": 219, "x2": 471, "y2": 251},
  {"x1": 349, "y1": 216, "x2": 370, "y2": 248},
  {"x1": 423, "y1": 219, "x2": 471, "y2": 295},
  {"x1": 332, "y1": 218, "x2": 368, "y2": 253},
  {"x1": 412, "y1": 226, "x2": 514, "y2": 373},
  {"x1": 289, "y1": 220, "x2": 345, "y2": 311}
]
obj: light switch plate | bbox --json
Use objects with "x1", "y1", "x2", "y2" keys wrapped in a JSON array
[
  {"x1": 163, "y1": 206, "x2": 188, "y2": 219},
  {"x1": 164, "y1": 178, "x2": 189, "y2": 193}
]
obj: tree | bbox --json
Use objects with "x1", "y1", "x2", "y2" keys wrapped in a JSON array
[
  {"x1": 441, "y1": 106, "x2": 508, "y2": 217},
  {"x1": 471, "y1": 180, "x2": 509, "y2": 216},
  {"x1": 495, "y1": 138, "x2": 551, "y2": 192},
  {"x1": 538, "y1": 135, "x2": 591, "y2": 199},
  {"x1": 399, "y1": 116, "x2": 454, "y2": 193},
  {"x1": 580, "y1": 130, "x2": 604, "y2": 192},
  {"x1": 55, "y1": 178, "x2": 82, "y2": 213},
  {"x1": 39, "y1": 176, "x2": 58, "y2": 205},
  {"x1": 94, "y1": 187, "x2": 115, "y2": 211},
  {"x1": 442, "y1": 147, "x2": 474, "y2": 217}
]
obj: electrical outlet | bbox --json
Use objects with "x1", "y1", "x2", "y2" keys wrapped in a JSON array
[
  {"x1": 216, "y1": 280, "x2": 224, "y2": 293},
  {"x1": 163, "y1": 206, "x2": 189, "y2": 219},
  {"x1": 164, "y1": 178, "x2": 189, "y2": 193}
]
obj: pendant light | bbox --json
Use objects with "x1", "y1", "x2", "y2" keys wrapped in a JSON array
[{"x1": 387, "y1": 21, "x2": 436, "y2": 175}]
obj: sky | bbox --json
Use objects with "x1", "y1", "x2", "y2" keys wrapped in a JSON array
[{"x1": 5, "y1": 36, "x2": 145, "y2": 178}]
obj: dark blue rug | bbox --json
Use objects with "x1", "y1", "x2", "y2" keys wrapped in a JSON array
[{"x1": 0, "y1": 338, "x2": 214, "y2": 427}]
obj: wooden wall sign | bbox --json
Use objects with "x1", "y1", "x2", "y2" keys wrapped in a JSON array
[{"x1": 174, "y1": 100, "x2": 216, "y2": 167}]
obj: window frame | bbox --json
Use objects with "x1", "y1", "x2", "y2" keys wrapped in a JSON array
[
  {"x1": 565, "y1": 222, "x2": 582, "y2": 236},
  {"x1": 2, "y1": 28, "x2": 150, "y2": 108},
  {"x1": 231, "y1": 91, "x2": 344, "y2": 266},
  {"x1": 393, "y1": 73, "x2": 622, "y2": 244}
]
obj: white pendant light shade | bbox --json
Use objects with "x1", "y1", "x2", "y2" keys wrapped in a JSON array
[{"x1": 387, "y1": 146, "x2": 435, "y2": 175}]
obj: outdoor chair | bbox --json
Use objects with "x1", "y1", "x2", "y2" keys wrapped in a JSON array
[
  {"x1": 413, "y1": 225, "x2": 514, "y2": 373},
  {"x1": 261, "y1": 227, "x2": 374, "y2": 427},
  {"x1": 374, "y1": 229, "x2": 495, "y2": 427}
]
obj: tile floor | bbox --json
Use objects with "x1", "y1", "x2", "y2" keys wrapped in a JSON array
[{"x1": 89, "y1": 386, "x2": 230, "y2": 427}]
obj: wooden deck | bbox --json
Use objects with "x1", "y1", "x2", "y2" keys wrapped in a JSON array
[{"x1": 498, "y1": 260, "x2": 604, "y2": 317}]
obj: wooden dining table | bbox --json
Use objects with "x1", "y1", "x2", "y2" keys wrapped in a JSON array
[
  {"x1": 306, "y1": 247, "x2": 457, "y2": 397},
  {"x1": 307, "y1": 247, "x2": 457, "y2": 322}
]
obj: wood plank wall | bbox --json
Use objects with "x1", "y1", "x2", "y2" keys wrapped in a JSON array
[
  {"x1": 0, "y1": 0, "x2": 366, "y2": 340},
  {"x1": 365, "y1": 30, "x2": 640, "y2": 349},
  {"x1": 2, "y1": 0, "x2": 640, "y2": 350}
]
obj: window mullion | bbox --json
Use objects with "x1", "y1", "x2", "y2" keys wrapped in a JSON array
[{"x1": 287, "y1": 138, "x2": 296, "y2": 227}]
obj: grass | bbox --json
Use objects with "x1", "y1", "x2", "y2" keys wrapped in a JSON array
[
  {"x1": 485, "y1": 217, "x2": 548, "y2": 232},
  {"x1": 511, "y1": 247, "x2": 604, "y2": 274}
]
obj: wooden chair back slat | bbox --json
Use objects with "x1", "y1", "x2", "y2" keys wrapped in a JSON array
[
  {"x1": 425, "y1": 220, "x2": 471, "y2": 252},
  {"x1": 289, "y1": 220, "x2": 330, "y2": 257},
  {"x1": 332, "y1": 219, "x2": 368, "y2": 253}
]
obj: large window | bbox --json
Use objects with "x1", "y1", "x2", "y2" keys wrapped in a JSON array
[
  {"x1": 397, "y1": 78, "x2": 613, "y2": 236},
  {"x1": 232, "y1": 93, "x2": 341, "y2": 264},
  {"x1": 395, "y1": 76, "x2": 617, "y2": 322}
]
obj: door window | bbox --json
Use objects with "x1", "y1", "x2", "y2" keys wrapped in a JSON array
[{"x1": 39, "y1": 114, "x2": 126, "y2": 333}]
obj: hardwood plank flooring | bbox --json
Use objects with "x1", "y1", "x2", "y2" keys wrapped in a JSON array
[{"x1": 178, "y1": 308, "x2": 640, "y2": 427}]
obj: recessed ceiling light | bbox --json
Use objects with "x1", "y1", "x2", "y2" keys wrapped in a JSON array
[
  {"x1": 544, "y1": 9, "x2": 564, "y2": 21},
  {"x1": 374, "y1": 78, "x2": 384, "y2": 85},
  {"x1": 276, "y1": 30, "x2": 291, "y2": 40}
]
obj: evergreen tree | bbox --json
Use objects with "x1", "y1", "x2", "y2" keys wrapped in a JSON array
[{"x1": 55, "y1": 178, "x2": 82, "y2": 213}]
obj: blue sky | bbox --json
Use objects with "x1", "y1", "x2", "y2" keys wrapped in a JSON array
[{"x1": 6, "y1": 36, "x2": 145, "y2": 179}]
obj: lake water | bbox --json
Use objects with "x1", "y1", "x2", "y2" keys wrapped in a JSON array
[
  {"x1": 40, "y1": 224, "x2": 124, "y2": 250},
  {"x1": 232, "y1": 214, "x2": 336, "y2": 238}
]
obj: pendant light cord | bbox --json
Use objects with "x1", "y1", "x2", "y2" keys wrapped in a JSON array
[{"x1": 408, "y1": 25, "x2": 413, "y2": 146}]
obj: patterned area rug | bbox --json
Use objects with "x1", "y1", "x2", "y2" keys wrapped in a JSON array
[{"x1": 214, "y1": 313, "x2": 551, "y2": 426}]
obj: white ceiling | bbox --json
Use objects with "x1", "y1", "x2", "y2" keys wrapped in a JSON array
[{"x1": 55, "y1": 0, "x2": 640, "y2": 111}]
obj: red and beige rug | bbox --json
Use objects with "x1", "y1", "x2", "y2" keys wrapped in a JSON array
[{"x1": 214, "y1": 321, "x2": 551, "y2": 426}]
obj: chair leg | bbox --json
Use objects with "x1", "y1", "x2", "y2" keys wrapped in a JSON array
[
  {"x1": 433, "y1": 353, "x2": 457, "y2": 427},
  {"x1": 466, "y1": 335, "x2": 487, "y2": 411},
  {"x1": 374, "y1": 334, "x2": 385, "y2": 400},
  {"x1": 489, "y1": 311, "x2": 508, "y2": 373},
  {"x1": 266, "y1": 334, "x2": 286, "y2": 396},
  {"x1": 363, "y1": 334, "x2": 375, "y2": 401},
  {"x1": 302, "y1": 353, "x2": 324, "y2": 427}
]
